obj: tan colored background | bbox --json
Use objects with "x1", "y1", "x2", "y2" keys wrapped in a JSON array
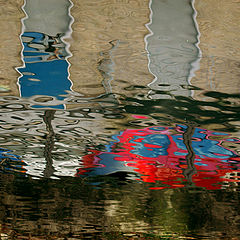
[
  {"x1": 69, "y1": 0, "x2": 152, "y2": 98},
  {"x1": 192, "y1": 0, "x2": 240, "y2": 95},
  {"x1": 0, "y1": 0, "x2": 23, "y2": 96},
  {"x1": 1, "y1": 0, "x2": 239, "y2": 99}
]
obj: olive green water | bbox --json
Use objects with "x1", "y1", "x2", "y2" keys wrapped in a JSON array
[{"x1": 0, "y1": 0, "x2": 239, "y2": 239}]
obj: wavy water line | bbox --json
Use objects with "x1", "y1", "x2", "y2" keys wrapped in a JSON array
[
  {"x1": 62, "y1": 0, "x2": 74, "y2": 93},
  {"x1": 144, "y1": 0, "x2": 157, "y2": 86},
  {"x1": 16, "y1": 0, "x2": 27, "y2": 98},
  {"x1": 189, "y1": 0, "x2": 202, "y2": 97}
]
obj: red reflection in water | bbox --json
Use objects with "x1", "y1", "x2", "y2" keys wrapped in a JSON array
[{"x1": 76, "y1": 125, "x2": 240, "y2": 190}]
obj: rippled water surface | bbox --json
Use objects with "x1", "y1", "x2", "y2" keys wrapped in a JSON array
[{"x1": 0, "y1": 0, "x2": 239, "y2": 239}]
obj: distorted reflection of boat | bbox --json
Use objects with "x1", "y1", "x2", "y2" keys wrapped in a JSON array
[
  {"x1": 72, "y1": 0, "x2": 240, "y2": 191},
  {"x1": 0, "y1": 0, "x2": 239, "y2": 238},
  {"x1": 76, "y1": 124, "x2": 240, "y2": 190}
]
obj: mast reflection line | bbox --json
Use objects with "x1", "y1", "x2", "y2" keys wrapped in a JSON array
[
  {"x1": 183, "y1": 123, "x2": 197, "y2": 185},
  {"x1": 43, "y1": 110, "x2": 56, "y2": 178}
]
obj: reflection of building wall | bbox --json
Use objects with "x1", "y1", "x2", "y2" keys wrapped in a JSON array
[
  {"x1": 147, "y1": 0, "x2": 199, "y2": 99},
  {"x1": 69, "y1": 0, "x2": 152, "y2": 98},
  {"x1": 0, "y1": 0, "x2": 23, "y2": 96},
  {"x1": 23, "y1": 0, "x2": 72, "y2": 37},
  {"x1": 192, "y1": 0, "x2": 240, "y2": 95}
]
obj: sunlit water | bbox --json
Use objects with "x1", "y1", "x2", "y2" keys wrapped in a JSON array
[{"x1": 0, "y1": 0, "x2": 239, "y2": 239}]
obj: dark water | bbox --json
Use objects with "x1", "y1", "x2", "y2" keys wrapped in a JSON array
[{"x1": 0, "y1": 0, "x2": 239, "y2": 239}]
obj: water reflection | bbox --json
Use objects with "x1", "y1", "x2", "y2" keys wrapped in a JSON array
[
  {"x1": 0, "y1": 0, "x2": 239, "y2": 238},
  {"x1": 0, "y1": 91, "x2": 239, "y2": 187},
  {"x1": 146, "y1": 0, "x2": 200, "y2": 99},
  {"x1": 68, "y1": 0, "x2": 152, "y2": 98},
  {"x1": 17, "y1": 0, "x2": 73, "y2": 109},
  {"x1": 0, "y1": 148, "x2": 26, "y2": 174},
  {"x1": 77, "y1": 124, "x2": 240, "y2": 190}
]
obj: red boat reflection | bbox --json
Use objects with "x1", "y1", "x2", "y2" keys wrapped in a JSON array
[{"x1": 76, "y1": 124, "x2": 240, "y2": 190}]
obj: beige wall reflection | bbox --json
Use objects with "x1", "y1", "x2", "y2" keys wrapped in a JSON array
[
  {"x1": 192, "y1": 0, "x2": 240, "y2": 95},
  {"x1": 1, "y1": 0, "x2": 239, "y2": 101},
  {"x1": 69, "y1": 0, "x2": 152, "y2": 98},
  {"x1": 0, "y1": 0, "x2": 23, "y2": 96}
]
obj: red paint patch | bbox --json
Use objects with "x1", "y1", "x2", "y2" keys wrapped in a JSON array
[{"x1": 132, "y1": 115, "x2": 148, "y2": 119}]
